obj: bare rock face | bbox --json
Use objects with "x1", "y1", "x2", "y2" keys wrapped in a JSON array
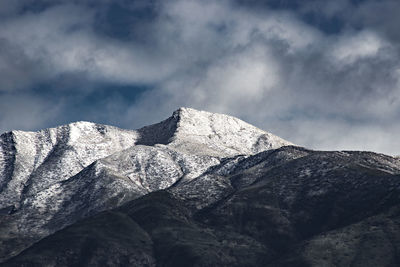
[{"x1": 2, "y1": 108, "x2": 399, "y2": 267}]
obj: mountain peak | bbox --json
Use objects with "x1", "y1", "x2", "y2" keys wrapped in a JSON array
[
  {"x1": 172, "y1": 106, "x2": 196, "y2": 116},
  {"x1": 1, "y1": 107, "x2": 293, "y2": 159},
  {"x1": 136, "y1": 107, "x2": 293, "y2": 157}
]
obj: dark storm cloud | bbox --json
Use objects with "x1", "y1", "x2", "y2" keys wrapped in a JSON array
[{"x1": 0, "y1": 0, "x2": 399, "y2": 155}]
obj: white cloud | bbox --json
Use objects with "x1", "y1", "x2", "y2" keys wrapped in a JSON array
[
  {"x1": 0, "y1": 4, "x2": 178, "y2": 90},
  {"x1": 1, "y1": 0, "x2": 399, "y2": 155},
  {"x1": 329, "y1": 31, "x2": 388, "y2": 65},
  {"x1": 124, "y1": 0, "x2": 400, "y2": 155}
]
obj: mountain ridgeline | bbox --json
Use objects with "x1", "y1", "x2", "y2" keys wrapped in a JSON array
[{"x1": 0, "y1": 108, "x2": 399, "y2": 266}]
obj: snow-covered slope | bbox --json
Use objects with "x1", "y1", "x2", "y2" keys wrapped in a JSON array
[
  {"x1": 1, "y1": 146, "x2": 221, "y2": 244},
  {"x1": 0, "y1": 107, "x2": 293, "y2": 262},
  {"x1": 0, "y1": 122, "x2": 138, "y2": 210},
  {"x1": 0, "y1": 108, "x2": 290, "y2": 211},
  {"x1": 139, "y1": 107, "x2": 293, "y2": 156},
  {"x1": 5, "y1": 146, "x2": 400, "y2": 267}
]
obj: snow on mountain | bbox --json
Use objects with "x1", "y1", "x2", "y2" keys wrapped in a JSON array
[
  {"x1": 0, "y1": 108, "x2": 290, "y2": 210},
  {"x1": 0, "y1": 107, "x2": 293, "y2": 262},
  {"x1": 138, "y1": 107, "x2": 293, "y2": 156},
  {"x1": 5, "y1": 146, "x2": 400, "y2": 267},
  {"x1": 0, "y1": 122, "x2": 138, "y2": 211},
  {"x1": 4, "y1": 146, "x2": 220, "y2": 241},
  {"x1": 2, "y1": 108, "x2": 400, "y2": 266}
]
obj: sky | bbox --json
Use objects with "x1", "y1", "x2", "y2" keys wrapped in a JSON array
[{"x1": 0, "y1": 0, "x2": 399, "y2": 155}]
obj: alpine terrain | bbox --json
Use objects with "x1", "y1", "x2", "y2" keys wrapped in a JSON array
[{"x1": 0, "y1": 107, "x2": 399, "y2": 266}]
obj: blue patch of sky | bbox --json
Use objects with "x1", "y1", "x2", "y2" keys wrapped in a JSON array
[
  {"x1": 235, "y1": 0, "x2": 347, "y2": 34},
  {"x1": 301, "y1": 13, "x2": 345, "y2": 34},
  {"x1": 20, "y1": 1, "x2": 53, "y2": 14},
  {"x1": 93, "y1": 1, "x2": 159, "y2": 42},
  {"x1": 29, "y1": 81, "x2": 149, "y2": 127}
]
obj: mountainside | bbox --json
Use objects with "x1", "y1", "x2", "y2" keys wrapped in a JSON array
[
  {"x1": 1, "y1": 108, "x2": 400, "y2": 266},
  {"x1": 0, "y1": 108, "x2": 292, "y2": 263}
]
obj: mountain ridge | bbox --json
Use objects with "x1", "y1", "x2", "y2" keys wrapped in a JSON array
[
  {"x1": 0, "y1": 107, "x2": 293, "y2": 263},
  {"x1": 1, "y1": 108, "x2": 399, "y2": 266}
]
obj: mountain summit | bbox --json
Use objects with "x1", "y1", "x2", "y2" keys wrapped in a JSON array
[
  {"x1": 137, "y1": 107, "x2": 293, "y2": 156},
  {"x1": 1, "y1": 108, "x2": 400, "y2": 267}
]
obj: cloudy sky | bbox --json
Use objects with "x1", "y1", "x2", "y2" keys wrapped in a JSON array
[{"x1": 0, "y1": 0, "x2": 399, "y2": 155}]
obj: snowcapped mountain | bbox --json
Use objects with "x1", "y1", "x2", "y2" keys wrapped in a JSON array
[
  {"x1": 0, "y1": 107, "x2": 291, "y2": 209},
  {"x1": 1, "y1": 108, "x2": 399, "y2": 267},
  {"x1": 0, "y1": 107, "x2": 292, "y2": 263},
  {"x1": 137, "y1": 107, "x2": 292, "y2": 156}
]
